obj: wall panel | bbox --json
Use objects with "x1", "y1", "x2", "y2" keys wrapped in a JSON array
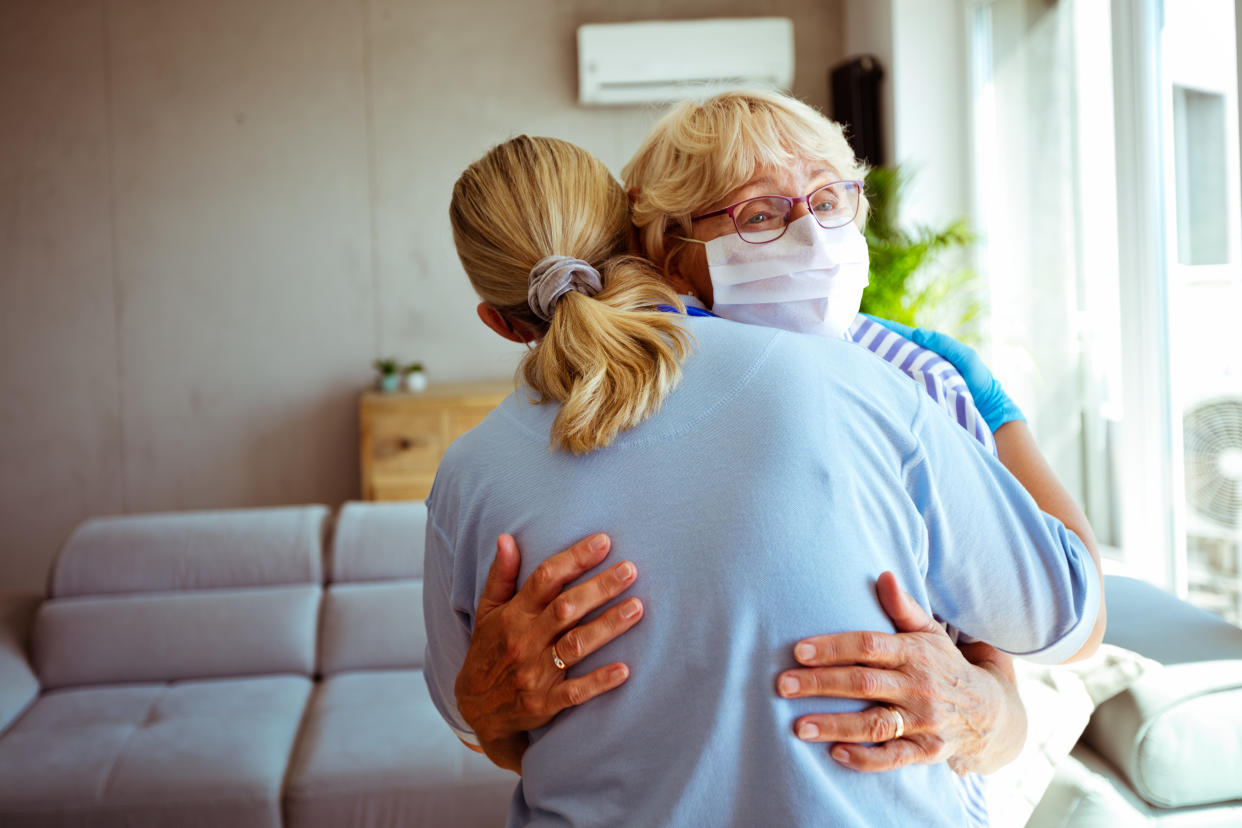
[
  {"x1": 1, "y1": 0, "x2": 847, "y2": 591},
  {"x1": 0, "y1": 0, "x2": 123, "y2": 591},
  {"x1": 106, "y1": 0, "x2": 376, "y2": 513}
]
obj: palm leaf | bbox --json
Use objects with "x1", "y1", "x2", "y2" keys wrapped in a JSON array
[{"x1": 859, "y1": 167, "x2": 982, "y2": 342}]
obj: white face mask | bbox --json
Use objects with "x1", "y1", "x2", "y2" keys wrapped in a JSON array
[{"x1": 687, "y1": 213, "x2": 870, "y2": 340}]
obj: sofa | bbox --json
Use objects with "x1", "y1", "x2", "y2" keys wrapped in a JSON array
[
  {"x1": 0, "y1": 502, "x2": 1239, "y2": 827},
  {"x1": 1023, "y1": 574, "x2": 1242, "y2": 826},
  {"x1": 0, "y1": 502, "x2": 513, "y2": 827}
]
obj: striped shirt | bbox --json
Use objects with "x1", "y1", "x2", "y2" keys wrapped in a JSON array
[{"x1": 847, "y1": 315, "x2": 996, "y2": 456}]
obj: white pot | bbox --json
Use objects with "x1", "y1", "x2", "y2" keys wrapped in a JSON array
[{"x1": 404, "y1": 371, "x2": 427, "y2": 392}]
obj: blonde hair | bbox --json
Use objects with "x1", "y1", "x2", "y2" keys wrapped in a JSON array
[
  {"x1": 450, "y1": 135, "x2": 692, "y2": 454},
  {"x1": 622, "y1": 89, "x2": 869, "y2": 278}
]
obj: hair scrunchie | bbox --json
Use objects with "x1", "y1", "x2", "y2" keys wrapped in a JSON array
[{"x1": 527, "y1": 255, "x2": 603, "y2": 322}]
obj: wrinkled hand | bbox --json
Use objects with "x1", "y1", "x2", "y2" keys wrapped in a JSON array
[
  {"x1": 455, "y1": 533, "x2": 644, "y2": 772},
  {"x1": 862, "y1": 313, "x2": 1025, "y2": 431},
  {"x1": 778, "y1": 572, "x2": 1025, "y2": 774}
]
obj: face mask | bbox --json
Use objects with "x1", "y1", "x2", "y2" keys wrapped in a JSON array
[{"x1": 687, "y1": 214, "x2": 870, "y2": 340}]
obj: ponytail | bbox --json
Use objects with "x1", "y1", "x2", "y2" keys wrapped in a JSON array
[
  {"x1": 449, "y1": 136, "x2": 694, "y2": 454},
  {"x1": 526, "y1": 255, "x2": 690, "y2": 453}
]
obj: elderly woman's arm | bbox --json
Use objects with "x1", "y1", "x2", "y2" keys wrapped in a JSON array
[
  {"x1": 453, "y1": 533, "x2": 643, "y2": 773},
  {"x1": 782, "y1": 321, "x2": 1105, "y2": 772},
  {"x1": 455, "y1": 535, "x2": 1029, "y2": 776},
  {"x1": 778, "y1": 571, "x2": 1028, "y2": 774}
]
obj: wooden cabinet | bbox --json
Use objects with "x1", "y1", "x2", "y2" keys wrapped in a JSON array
[{"x1": 359, "y1": 381, "x2": 513, "y2": 501}]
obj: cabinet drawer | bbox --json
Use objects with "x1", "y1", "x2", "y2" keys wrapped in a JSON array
[
  {"x1": 366, "y1": 411, "x2": 443, "y2": 474},
  {"x1": 359, "y1": 382, "x2": 513, "y2": 503}
]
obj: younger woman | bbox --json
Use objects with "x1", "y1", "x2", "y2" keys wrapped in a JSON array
[{"x1": 423, "y1": 134, "x2": 1101, "y2": 826}]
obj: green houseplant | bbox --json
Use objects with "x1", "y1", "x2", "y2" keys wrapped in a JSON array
[
  {"x1": 373, "y1": 358, "x2": 401, "y2": 393},
  {"x1": 860, "y1": 166, "x2": 981, "y2": 342}
]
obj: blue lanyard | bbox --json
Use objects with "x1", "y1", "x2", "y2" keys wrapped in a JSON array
[{"x1": 656, "y1": 304, "x2": 719, "y2": 318}]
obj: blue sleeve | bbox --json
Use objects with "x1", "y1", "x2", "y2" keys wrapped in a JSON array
[
  {"x1": 421, "y1": 503, "x2": 480, "y2": 745},
  {"x1": 901, "y1": 393, "x2": 1100, "y2": 664}
]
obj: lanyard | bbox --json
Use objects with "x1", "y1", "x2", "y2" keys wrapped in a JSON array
[{"x1": 656, "y1": 304, "x2": 719, "y2": 318}]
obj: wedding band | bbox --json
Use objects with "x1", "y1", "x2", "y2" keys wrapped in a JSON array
[
  {"x1": 552, "y1": 645, "x2": 567, "y2": 671},
  {"x1": 887, "y1": 706, "x2": 905, "y2": 740}
]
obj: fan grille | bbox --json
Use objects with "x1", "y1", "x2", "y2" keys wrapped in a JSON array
[{"x1": 1184, "y1": 396, "x2": 1242, "y2": 528}]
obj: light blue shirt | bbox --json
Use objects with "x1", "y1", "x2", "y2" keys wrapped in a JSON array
[{"x1": 424, "y1": 315, "x2": 1099, "y2": 827}]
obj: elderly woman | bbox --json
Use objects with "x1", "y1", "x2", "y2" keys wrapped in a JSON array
[
  {"x1": 443, "y1": 90, "x2": 1105, "y2": 824},
  {"x1": 425, "y1": 127, "x2": 1102, "y2": 825}
]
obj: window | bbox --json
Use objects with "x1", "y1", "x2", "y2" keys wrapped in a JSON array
[
  {"x1": 968, "y1": 0, "x2": 1242, "y2": 623},
  {"x1": 1164, "y1": 0, "x2": 1242, "y2": 621},
  {"x1": 1173, "y1": 86, "x2": 1231, "y2": 266}
]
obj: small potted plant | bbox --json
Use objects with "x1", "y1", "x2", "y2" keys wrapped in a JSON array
[
  {"x1": 373, "y1": 358, "x2": 401, "y2": 393},
  {"x1": 403, "y1": 361, "x2": 427, "y2": 392}
]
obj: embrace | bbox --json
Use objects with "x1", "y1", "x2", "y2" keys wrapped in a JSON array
[{"x1": 422, "y1": 90, "x2": 1105, "y2": 827}]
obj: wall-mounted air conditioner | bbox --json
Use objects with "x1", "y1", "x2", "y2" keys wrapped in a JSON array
[{"x1": 577, "y1": 18, "x2": 794, "y2": 106}]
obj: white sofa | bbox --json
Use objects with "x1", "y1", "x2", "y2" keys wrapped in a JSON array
[{"x1": 0, "y1": 502, "x2": 1240, "y2": 826}]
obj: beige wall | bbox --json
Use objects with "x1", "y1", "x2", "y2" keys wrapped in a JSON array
[{"x1": 0, "y1": 0, "x2": 846, "y2": 592}]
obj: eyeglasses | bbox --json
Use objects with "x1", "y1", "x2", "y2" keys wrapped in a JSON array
[{"x1": 690, "y1": 180, "x2": 863, "y2": 244}]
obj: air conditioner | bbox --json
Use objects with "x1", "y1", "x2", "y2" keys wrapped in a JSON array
[
  {"x1": 1183, "y1": 394, "x2": 1242, "y2": 620},
  {"x1": 1176, "y1": 274, "x2": 1242, "y2": 622},
  {"x1": 577, "y1": 18, "x2": 795, "y2": 106}
]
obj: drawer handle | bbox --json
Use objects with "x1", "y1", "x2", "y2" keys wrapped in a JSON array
[{"x1": 374, "y1": 434, "x2": 432, "y2": 459}]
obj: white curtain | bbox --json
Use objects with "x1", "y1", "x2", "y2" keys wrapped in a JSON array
[{"x1": 971, "y1": 0, "x2": 1124, "y2": 547}]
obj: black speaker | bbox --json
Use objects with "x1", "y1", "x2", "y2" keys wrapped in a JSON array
[{"x1": 830, "y1": 55, "x2": 885, "y2": 167}]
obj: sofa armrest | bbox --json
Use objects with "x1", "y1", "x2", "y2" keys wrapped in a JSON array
[
  {"x1": 0, "y1": 590, "x2": 42, "y2": 736},
  {"x1": 1083, "y1": 660, "x2": 1242, "y2": 808},
  {"x1": 1080, "y1": 576, "x2": 1242, "y2": 810}
]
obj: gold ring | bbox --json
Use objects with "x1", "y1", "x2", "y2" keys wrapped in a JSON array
[
  {"x1": 888, "y1": 706, "x2": 905, "y2": 740},
  {"x1": 552, "y1": 645, "x2": 567, "y2": 671}
]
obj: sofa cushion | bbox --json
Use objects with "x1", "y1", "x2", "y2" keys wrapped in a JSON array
[
  {"x1": 0, "y1": 675, "x2": 311, "y2": 828},
  {"x1": 1084, "y1": 659, "x2": 1242, "y2": 809},
  {"x1": 980, "y1": 644, "x2": 1160, "y2": 827},
  {"x1": 34, "y1": 585, "x2": 319, "y2": 689},
  {"x1": 1027, "y1": 742, "x2": 1161, "y2": 827},
  {"x1": 1069, "y1": 642, "x2": 1162, "y2": 707},
  {"x1": 284, "y1": 670, "x2": 513, "y2": 828},
  {"x1": 319, "y1": 502, "x2": 427, "y2": 675},
  {"x1": 328, "y1": 501, "x2": 424, "y2": 583},
  {"x1": 52, "y1": 505, "x2": 328, "y2": 598},
  {"x1": 319, "y1": 582, "x2": 424, "y2": 675},
  {"x1": 1029, "y1": 742, "x2": 1242, "y2": 827}
]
